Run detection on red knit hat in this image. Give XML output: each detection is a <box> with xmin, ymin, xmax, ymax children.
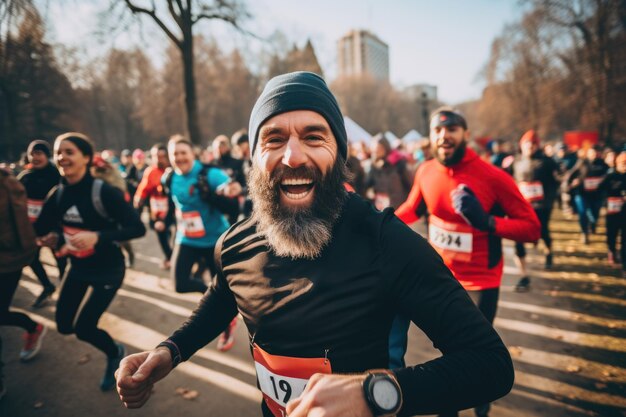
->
<box><xmin>520</xmin><ymin>130</ymin><xmax>540</xmax><ymax>146</ymax></box>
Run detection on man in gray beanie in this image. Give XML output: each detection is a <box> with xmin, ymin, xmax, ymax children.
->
<box><xmin>117</xmin><ymin>72</ymin><xmax>513</xmax><ymax>417</ymax></box>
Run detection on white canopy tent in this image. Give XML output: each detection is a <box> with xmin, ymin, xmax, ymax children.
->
<box><xmin>384</xmin><ymin>131</ymin><xmax>399</xmax><ymax>142</ymax></box>
<box><xmin>344</xmin><ymin>116</ymin><xmax>373</xmax><ymax>144</ymax></box>
<box><xmin>402</xmin><ymin>129</ymin><xmax>423</xmax><ymax>142</ymax></box>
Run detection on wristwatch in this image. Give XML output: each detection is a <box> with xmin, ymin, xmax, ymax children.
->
<box><xmin>362</xmin><ymin>371</ymin><xmax>403</xmax><ymax>416</ymax></box>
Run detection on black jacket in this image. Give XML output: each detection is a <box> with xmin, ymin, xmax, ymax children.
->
<box><xmin>168</xmin><ymin>193</ymin><xmax>514</xmax><ymax>416</ymax></box>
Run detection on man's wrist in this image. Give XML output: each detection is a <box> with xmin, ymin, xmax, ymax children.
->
<box><xmin>156</xmin><ymin>339</ymin><xmax>181</xmax><ymax>368</ymax></box>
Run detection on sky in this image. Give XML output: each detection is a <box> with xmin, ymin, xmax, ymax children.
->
<box><xmin>44</xmin><ymin>0</ymin><xmax>522</xmax><ymax>104</ymax></box>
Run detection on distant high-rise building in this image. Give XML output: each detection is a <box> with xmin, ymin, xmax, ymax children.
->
<box><xmin>404</xmin><ymin>84</ymin><xmax>438</xmax><ymax>102</ymax></box>
<box><xmin>337</xmin><ymin>30</ymin><xmax>389</xmax><ymax>81</ymax></box>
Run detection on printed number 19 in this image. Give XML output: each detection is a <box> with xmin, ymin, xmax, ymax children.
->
<box><xmin>269</xmin><ymin>376</ymin><xmax>292</xmax><ymax>403</ymax></box>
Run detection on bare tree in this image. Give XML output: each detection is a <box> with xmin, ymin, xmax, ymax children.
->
<box><xmin>112</xmin><ymin>0</ymin><xmax>250</xmax><ymax>144</ymax></box>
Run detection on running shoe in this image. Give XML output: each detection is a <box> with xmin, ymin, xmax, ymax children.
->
<box><xmin>20</xmin><ymin>324</ymin><xmax>47</xmax><ymax>362</ymax></box>
<box><xmin>514</xmin><ymin>276</ymin><xmax>531</xmax><ymax>293</ymax></box>
<box><xmin>100</xmin><ymin>343</ymin><xmax>125</xmax><ymax>391</ymax></box>
<box><xmin>608</xmin><ymin>251</ymin><xmax>616</xmax><ymax>265</ymax></box>
<box><xmin>544</xmin><ymin>253</ymin><xmax>553</xmax><ymax>269</ymax></box>
<box><xmin>32</xmin><ymin>285</ymin><xmax>55</xmax><ymax>308</ymax></box>
<box><xmin>217</xmin><ymin>318</ymin><xmax>237</xmax><ymax>352</ymax></box>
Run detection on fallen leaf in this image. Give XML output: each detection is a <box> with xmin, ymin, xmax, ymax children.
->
<box><xmin>175</xmin><ymin>387</ymin><xmax>188</xmax><ymax>395</ymax></box>
<box><xmin>34</xmin><ymin>401</ymin><xmax>44</xmax><ymax>409</ymax></box>
<box><xmin>508</xmin><ymin>346</ymin><xmax>523</xmax><ymax>357</ymax></box>
<box><xmin>78</xmin><ymin>354</ymin><xmax>91</xmax><ymax>365</ymax></box>
<box><xmin>566</xmin><ymin>364</ymin><xmax>581</xmax><ymax>373</ymax></box>
<box><xmin>592</xmin><ymin>285</ymin><xmax>602</xmax><ymax>292</ymax></box>
<box><xmin>602</xmin><ymin>370</ymin><xmax>615</xmax><ymax>378</ymax></box>
<box><xmin>607</xmin><ymin>322</ymin><xmax>617</xmax><ymax>329</ymax></box>
<box><xmin>549</xmin><ymin>290</ymin><xmax>559</xmax><ymax>297</ymax></box>
<box><xmin>555</xmin><ymin>335</ymin><xmax>564</xmax><ymax>340</ymax></box>
<box><xmin>182</xmin><ymin>390</ymin><xmax>199</xmax><ymax>400</ymax></box>
<box><xmin>595</xmin><ymin>382</ymin><xmax>608</xmax><ymax>390</ymax></box>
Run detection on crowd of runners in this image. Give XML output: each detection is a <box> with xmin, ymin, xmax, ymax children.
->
<box><xmin>0</xmin><ymin>71</ymin><xmax>624</xmax><ymax>416</ymax></box>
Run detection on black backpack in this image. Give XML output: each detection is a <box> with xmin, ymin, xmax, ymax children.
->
<box><xmin>162</xmin><ymin>164</ymin><xmax>238</xmax><ymax>215</ymax></box>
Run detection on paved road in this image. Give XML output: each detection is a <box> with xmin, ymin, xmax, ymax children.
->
<box><xmin>1</xmin><ymin>209</ymin><xmax>625</xmax><ymax>417</ymax></box>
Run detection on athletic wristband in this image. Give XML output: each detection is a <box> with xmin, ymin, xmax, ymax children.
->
<box><xmin>156</xmin><ymin>339</ymin><xmax>182</xmax><ymax>368</ymax></box>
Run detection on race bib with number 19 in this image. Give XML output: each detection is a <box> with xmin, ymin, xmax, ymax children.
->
<box><xmin>253</xmin><ymin>344</ymin><xmax>332</xmax><ymax>417</ymax></box>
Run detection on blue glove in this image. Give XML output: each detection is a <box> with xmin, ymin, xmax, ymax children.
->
<box><xmin>450</xmin><ymin>184</ymin><xmax>494</xmax><ymax>232</ymax></box>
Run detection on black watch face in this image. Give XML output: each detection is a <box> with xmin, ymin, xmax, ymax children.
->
<box><xmin>373</xmin><ymin>378</ymin><xmax>399</xmax><ymax>412</ymax></box>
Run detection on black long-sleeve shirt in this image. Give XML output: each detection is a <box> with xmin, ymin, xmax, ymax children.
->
<box><xmin>17</xmin><ymin>163</ymin><xmax>61</xmax><ymax>200</ymax></box>
<box><xmin>34</xmin><ymin>173</ymin><xmax>145</xmax><ymax>278</ymax></box>
<box><xmin>167</xmin><ymin>193</ymin><xmax>514</xmax><ymax>416</ymax></box>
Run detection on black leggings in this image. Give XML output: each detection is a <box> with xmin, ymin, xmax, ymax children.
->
<box><xmin>170</xmin><ymin>243</ymin><xmax>214</xmax><ymax>293</ymax></box>
<box><xmin>606</xmin><ymin>213</ymin><xmax>626</xmax><ymax>269</ymax></box>
<box><xmin>29</xmin><ymin>248</ymin><xmax>67</xmax><ymax>288</ymax></box>
<box><xmin>0</xmin><ymin>270</ymin><xmax>38</xmax><ymax>333</ymax></box>
<box><xmin>515</xmin><ymin>207</ymin><xmax>552</xmax><ymax>258</ymax></box>
<box><xmin>467</xmin><ymin>287</ymin><xmax>500</xmax><ymax>324</ymax></box>
<box><xmin>55</xmin><ymin>269</ymin><xmax>123</xmax><ymax>358</ymax></box>
<box><xmin>156</xmin><ymin>228</ymin><xmax>173</xmax><ymax>260</ymax></box>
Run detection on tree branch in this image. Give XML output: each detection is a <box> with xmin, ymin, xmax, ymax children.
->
<box><xmin>123</xmin><ymin>0</ymin><xmax>182</xmax><ymax>48</ymax></box>
<box><xmin>166</xmin><ymin>0</ymin><xmax>184</xmax><ymax>31</ymax></box>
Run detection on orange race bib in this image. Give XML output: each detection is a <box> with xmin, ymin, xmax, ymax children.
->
<box><xmin>518</xmin><ymin>181</ymin><xmax>544</xmax><ymax>202</ymax></box>
<box><xmin>253</xmin><ymin>344</ymin><xmax>332</xmax><ymax>417</ymax></box>
<box><xmin>429</xmin><ymin>215</ymin><xmax>474</xmax><ymax>263</ymax></box>
<box><xmin>63</xmin><ymin>226</ymin><xmax>95</xmax><ymax>258</ymax></box>
<box><xmin>27</xmin><ymin>199</ymin><xmax>44</xmax><ymax>223</ymax></box>
<box><xmin>583</xmin><ymin>177</ymin><xmax>602</xmax><ymax>192</ymax></box>
<box><xmin>374</xmin><ymin>193</ymin><xmax>391</xmax><ymax>211</ymax></box>
<box><xmin>149</xmin><ymin>196</ymin><xmax>169</xmax><ymax>219</ymax></box>
<box><xmin>607</xmin><ymin>197</ymin><xmax>624</xmax><ymax>215</ymax></box>
<box><xmin>177</xmin><ymin>210</ymin><xmax>206</xmax><ymax>238</ymax></box>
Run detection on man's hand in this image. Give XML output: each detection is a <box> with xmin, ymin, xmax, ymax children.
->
<box><xmin>217</xmin><ymin>181</ymin><xmax>242</xmax><ymax>198</ymax></box>
<box><xmin>37</xmin><ymin>232</ymin><xmax>59</xmax><ymax>248</ymax></box>
<box><xmin>67</xmin><ymin>231</ymin><xmax>99</xmax><ymax>250</ymax></box>
<box><xmin>154</xmin><ymin>220</ymin><xmax>166</xmax><ymax>232</ymax></box>
<box><xmin>133</xmin><ymin>197</ymin><xmax>145</xmax><ymax>210</ymax></box>
<box><xmin>450</xmin><ymin>184</ymin><xmax>492</xmax><ymax>231</ymax></box>
<box><xmin>116</xmin><ymin>348</ymin><xmax>173</xmax><ymax>409</ymax></box>
<box><xmin>285</xmin><ymin>374</ymin><xmax>374</xmax><ymax>417</ymax></box>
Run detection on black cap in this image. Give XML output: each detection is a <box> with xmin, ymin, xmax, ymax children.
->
<box><xmin>430</xmin><ymin>110</ymin><xmax>467</xmax><ymax>130</ymax></box>
<box><xmin>27</xmin><ymin>140</ymin><xmax>51</xmax><ymax>158</ymax></box>
<box><xmin>248</xmin><ymin>71</ymin><xmax>347</xmax><ymax>161</ymax></box>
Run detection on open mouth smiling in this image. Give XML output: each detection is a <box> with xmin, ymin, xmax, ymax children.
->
<box><xmin>279</xmin><ymin>177</ymin><xmax>315</xmax><ymax>200</ymax></box>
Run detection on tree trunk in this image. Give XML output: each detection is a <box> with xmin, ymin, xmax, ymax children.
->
<box><xmin>181</xmin><ymin>33</ymin><xmax>201</xmax><ymax>145</ymax></box>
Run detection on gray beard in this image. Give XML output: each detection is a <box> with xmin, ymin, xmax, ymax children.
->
<box><xmin>248</xmin><ymin>162</ymin><xmax>348</xmax><ymax>260</ymax></box>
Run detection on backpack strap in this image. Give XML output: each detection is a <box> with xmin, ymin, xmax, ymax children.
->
<box><xmin>162</xmin><ymin>168</ymin><xmax>174</xmax><ymax>196</ymax></box>
<box><xmin>197</xmin><ymin>164</ymin><xmax>213</xmax><ymax>199</ymax></box>
<box><xmin>91</xmin><ymin>179</ymin><xmax>109</xmax><ymax>220</ymax></box>
<box><xmin>56</xmin><ymin>183</ymin><xmax>64</xmax><ymax>206</ymax></box>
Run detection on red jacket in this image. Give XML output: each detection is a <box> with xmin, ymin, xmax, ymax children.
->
<box><xmin>135</xmin><ymin>165</ymin><xmax>165</xmax><ymax>203</ymax></box>
<box><xmin>396</xmin><ymin>148</ymin><xmax>540</xmax><ymax>290</ymax></box>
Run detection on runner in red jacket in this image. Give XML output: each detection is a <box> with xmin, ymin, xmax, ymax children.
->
<box><xmin>133</xmin><ymin>144</ymin><xmax>174</xmax><ymax>269</ymax></box>
<box><xmin>395</xmin><ymin>107</ymin><xmax>540</xmax><ymax>417</ymax></box>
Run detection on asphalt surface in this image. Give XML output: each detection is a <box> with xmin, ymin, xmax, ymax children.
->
<box><xmin>1</xmin><ymin>208</ymin><xmax>625</xmax><ymax>417</ymax></box>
